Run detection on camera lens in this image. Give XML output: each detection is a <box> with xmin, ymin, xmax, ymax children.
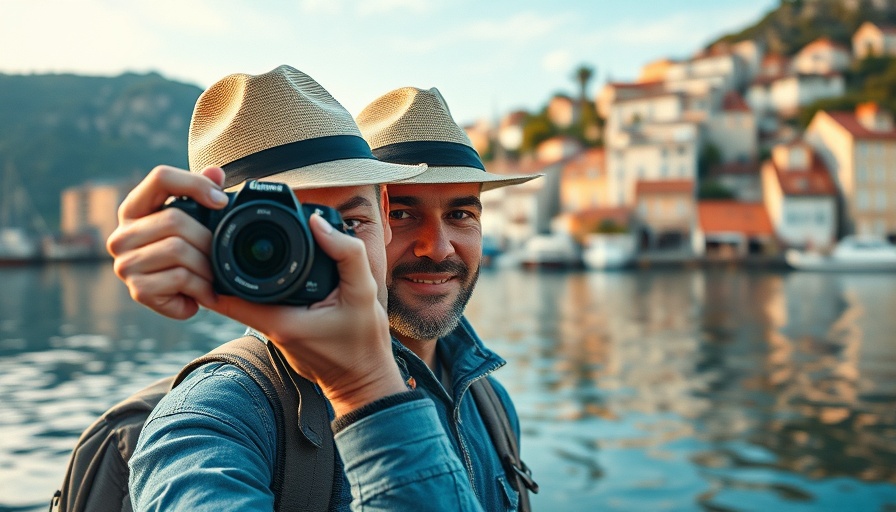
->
<box><xmin>233</xmin><ymin>221</ymin><xmax>289</xmax><ymax>279</ymax></box>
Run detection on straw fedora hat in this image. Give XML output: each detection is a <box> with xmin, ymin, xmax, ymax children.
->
<box><xmin>189</xmin><ymin>65</ymin><xmax>426</xmax><ymax>190</ymax></box>
<box><xmin>356</xmin><ymin>87</ymin><xmax>541</xmax><ymax>191</ymax></box>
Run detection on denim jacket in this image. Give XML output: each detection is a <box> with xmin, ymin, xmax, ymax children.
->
<box><xmin>128</xmin><ymin>316</ymin><xmax>520</xmax><ymax>511</ymax></box>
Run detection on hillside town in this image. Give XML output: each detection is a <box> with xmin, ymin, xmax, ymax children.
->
<box><xmin>460</xmin><ymin>17</ymin><xmax>896</xmax><ymax>269</ymax></box>
<box><xmin>5</xmin><ymin>12</ymin><xmax>896</xmax><ymax>270</ymax></box>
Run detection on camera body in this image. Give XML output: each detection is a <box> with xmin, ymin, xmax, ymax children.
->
<box><xmin>166</xmin><ymin>180</ymin><xmax>348</xmax><ymax>305</ymax></box>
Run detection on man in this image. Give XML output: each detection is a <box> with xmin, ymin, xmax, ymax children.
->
<box><xmin>108</xmin><ymin>65</ymin><xmax>482</xmax><ymax>510</ymax></box>
<box><xmin>355</xmin><ymin>87</ymin><xmax>542</xmax><ymax>510</ymax></box>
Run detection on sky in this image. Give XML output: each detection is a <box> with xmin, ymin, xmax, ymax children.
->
<box><xmin>2</xmin><ymin>0</ymin><xmax>778</xmax><ymax>125</ymax></box>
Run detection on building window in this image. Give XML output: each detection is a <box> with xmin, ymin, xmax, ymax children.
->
<box><xmin>857</xmin><ymin>190</ymin><xmax>870</xmax><ymax>211</ymax></box>
<box><xmin>856</xmin><ymin>165</ymin><xmax>867</xmax><ymax>184</ymax></box>
<box><xmin>877</xmin><ymin>163</ymin><xmax>887</xmax><ymax>182</ymax></box>
<box><xmin>876</xmin><ymin>190</ymin><xmax>888</xmax><ymax>211</ymax></box>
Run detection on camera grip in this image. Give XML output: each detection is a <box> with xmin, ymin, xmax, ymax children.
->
<box><xmin>164</xmin><ymin>196</ymin><xmax>213</xmax><ymax>227</ymax></box>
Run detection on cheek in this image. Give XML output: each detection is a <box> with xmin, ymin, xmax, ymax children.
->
<box><xmin>456</xmin><ymin>231</ymin><xmax>482</xmax><ymax>266</ymax></box>
<box><xmin>357</xmin><ymin>233</ymin><xmax>387</xmax><ymax>280</ymax></box>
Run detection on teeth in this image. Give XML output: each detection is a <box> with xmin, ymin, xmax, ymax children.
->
<box><xmin>410</xmin><ymin>278</ymin><xmax>449</xmax><ymax>284</ymax></box>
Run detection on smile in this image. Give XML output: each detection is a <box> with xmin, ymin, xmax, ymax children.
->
<box><xmin>408</xmin><ymin>277</ymin><xmax>451</xmax><ymax>284</ymax></box>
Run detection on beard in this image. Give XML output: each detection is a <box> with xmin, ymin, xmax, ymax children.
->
<box><xmin>388</xmin><ymin>258</ymin><xmax>480</xmax><ymax>341</ymax></box>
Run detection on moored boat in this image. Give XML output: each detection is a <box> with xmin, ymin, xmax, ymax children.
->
<box><xmin>0</xmin><ymin>227</ymin><xmax>41</xmax><ymax>265</ymax></box>
<box><xmin>519</xmin><ymin>233</ymin><xmax>581</xmax><ymax>269</ymax></box>
<box><xmin>785</xmin><ymin>235</ymin><xmax>896</xmax><ymax>272</ymax></box>
<box><xmin>582</xmin><ymin>233</ymin><xmax>636</xmax><ymax>270</ymax></box>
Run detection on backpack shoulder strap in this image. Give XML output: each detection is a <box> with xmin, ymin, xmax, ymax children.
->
<box><xmin>174</xmin><ymin>335</ymin><xmax>334</xmax><ymax>512</ymax></box>
<box><xmin>470</xmin><ymin>377</ymin><xmax>538</xmax><ymax>511</ymax></box>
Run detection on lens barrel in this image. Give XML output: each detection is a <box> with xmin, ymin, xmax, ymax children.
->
<box><xmin>210</xmin><ymin>200</ymin><xmax>313</xmax><ymax>302</ymax></box>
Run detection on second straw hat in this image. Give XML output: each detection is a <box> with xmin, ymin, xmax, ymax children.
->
<box><xmin>356</xmin><ymin>87</ymin><xmax>541</xmax><ymax>191</ymax></box>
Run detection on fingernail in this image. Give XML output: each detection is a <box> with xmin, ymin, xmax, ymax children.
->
<box><xmin>210</xmin><ymin>189</ymin><xmax>228</xmax><ymax>205</ymax></box>
<box><xmin>313</xmin><ymin>213</ymin><xmax>333</xmax><ymax>234</ymax></box>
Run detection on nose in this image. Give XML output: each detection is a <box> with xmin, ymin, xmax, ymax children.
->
<box><xmin>413</xmin><ymin>218</ymin><xmax>455</xmax><ymax>261</ymax></box>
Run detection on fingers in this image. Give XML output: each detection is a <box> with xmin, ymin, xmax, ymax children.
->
<box><xmin>112</xmin><ymin>232</ymin><xmax>215</xmax><ymax>284</ymax></box>
<box><xmin>118</xmin><ymin>165</ymin><xmax>229</xmax><ymax>223</ymax></box>
<box><xmin>108</xmin><ymin>204</ymin><xmax>214</xmax><ymax>256</ymax></box>
<box><xmin>120</xmin><ymin>266</ymin><xmax>217</xmax><ymax>320</ymax></box>
<box><xmin>307</xmin><ymin>214</ymin><xmax>378</xmax><ymax>306</ymax></box>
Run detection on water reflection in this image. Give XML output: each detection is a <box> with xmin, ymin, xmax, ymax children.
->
<box><xmin>467</xmin><ymin>268</ymin><xmax>896</xmax><ymax>511</ymax></box>
<box><xmin>0</xmin><ymin>264</ymin><xmax>244</xmax><ymax>510</ymax></box>
<box><xmin>2</xmin><ymin>264</ymin><xmax>896</xmax><ymax>511</ymax></box>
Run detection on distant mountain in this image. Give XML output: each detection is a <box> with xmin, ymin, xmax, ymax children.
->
<box><xmin>0</xmin><ymin>72</ymin><xmax>202</xmax><ymax>230</ymax></box>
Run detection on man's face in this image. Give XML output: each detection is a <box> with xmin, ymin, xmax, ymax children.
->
<box><xmin>385</xmin><ymin>183</ymin><xmax>482</xmax><ymax>341</ymax></box>
<box><xmin>294</xmin><ymin>185</ymin><xmax>391</xmax><ymax>307</ymax></box>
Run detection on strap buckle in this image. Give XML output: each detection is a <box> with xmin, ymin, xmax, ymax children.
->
<box><xmin>504</xmin><ymin>455</ymin><xmax>539</xmax><ymax>493</ymax></box>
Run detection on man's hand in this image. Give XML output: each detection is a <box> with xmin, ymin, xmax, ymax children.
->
<box><xmin>108</xmin><ymin>166</ymin><xmax>407</xmax><ymax>416</ymax></box>
<box><xmin>107</xmin><ymin>165</ymin><xmax>228</xmax><ymax>320</ymax></box>
<box><xmin>211</xmin><ymin>216</ymin><xmax>408</xmax><ymax>416</ymax></box>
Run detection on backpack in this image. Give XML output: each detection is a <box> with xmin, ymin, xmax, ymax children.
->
<box><xmin>471</xmin><ymin>378</ymin><xmax>539</xmax><ymax>512</ymax></box>
<box><xmin>50</xmin><ymin>335</ymin><xmax>334</xmax><ymax>512</ymax></box>
<box><xmin>50</xmin><ymin>335</ymin><xmax>534</xmax><ymax>512</ymax></box>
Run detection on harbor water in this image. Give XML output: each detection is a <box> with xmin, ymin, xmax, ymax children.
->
<box><xmin>1</xmin><ymin>263</ymin><xmax>896</xmax><ymax>511</ymax></box>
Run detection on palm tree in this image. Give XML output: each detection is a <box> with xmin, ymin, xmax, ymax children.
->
<box><xmin>572</xmin><ymin>64</ymin><xmax>595</xmax><ymax>104</ymax></box>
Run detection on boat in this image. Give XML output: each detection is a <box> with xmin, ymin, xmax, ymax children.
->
<box><xmin>582</xmin><ymin>233</ymin><xmax>636</xmax><ymax>270</ymax></box>
<box><xmin>42</xmin><ymin>233</ymin><xmax>104</xmax><ymax>261</ymax></box>
<box><xmin>785</xmin><ymin>235</ymin><xmax>896</xmax><ymax>272</ymax></box>
<box><xmin>519</xmin><ymin>233</ymin><xmax>581</xmax><ymax>269</ymax></box>
<box><xmin>0</xmin><ymin>227</ymin><xmax>41</xmax><ymax>265</ymax></box>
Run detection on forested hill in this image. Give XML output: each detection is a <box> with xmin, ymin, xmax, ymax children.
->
<box><xmin>710</xmin><ymin>0</ymin><xmax>896</xmax><ymax>55</ymax></box>
<box><xmin>0</xmin><ymin>72</ymin><xmax>202</xmax><ymax>229</ymax></box>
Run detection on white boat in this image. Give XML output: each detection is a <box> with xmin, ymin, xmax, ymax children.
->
<box><xmin>0</xmin><ymin>227</ymin><xmax>41</xmax><ymax>264</ymax></box>
<box><xmin>519</xmin><ymin>233</ymin><xmax>581</xmax><ymax>268</ymax></box>
<box><xmin>785</xmin><ymin>235</ymin><xmax>896</xmax><ymax>272</ymax></box>
<box><xmin>582</xmin><ymin>233</ymin><xmax>636</xmax><ymax>270</ymax></box>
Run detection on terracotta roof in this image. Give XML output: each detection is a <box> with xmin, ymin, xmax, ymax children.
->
<box><xmin>825</xmin><ymin>111</ymin><xmax>896</xmax><ymax>140</ymax></box>
<box><xmin>698</xmin><ymin>201</ymin><xmax>773</xmax><ymax>236</ymax></box>
<box><xmin>766</xmin><ymin>154</ymin><xmax>837</xmax><ymax>196</ymax></box>
<box><xmin>800</xmin><ymin>37</ymin><xmax>849</xmax><ymax>53</ymax></box>
<box><xmin>636</xmin><ymin>179</ymin><xmax>693</xmax><ymax>195</ymax></box>
<box><xmin>722</xmin><ymin>91</ymin><xmax>751</xmax><ymax>112</ymax></box>
<box><xmin>856</xmin><ymin>21</ymin><xmax>896</xmax><ymax>35</ymax></box>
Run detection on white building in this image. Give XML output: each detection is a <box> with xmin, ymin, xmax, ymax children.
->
<box><xmin>761</xmin><ymin>142</ymin><xmax>838</xmax><ymax>249</ymax></box>
<box><xmin>747</xmin><ymin>72</ymin><xmax>845</xmax><ymax>118</ymax></box>
<box><xmin>792</xmin><ymin>37</ymin><xmax>851</xmax><ymax>75</ymax></box>
<box><xmin>705</xmin><ymin>91</ymin><xmax>757</xmax><ymax>163</ymax></box>
<box><xmin>852</xmin><ymin>21</ymin><xmax>896</xmax><ymax>59</ymax></box>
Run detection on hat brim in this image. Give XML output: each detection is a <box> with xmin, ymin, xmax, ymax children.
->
<box><xmin>224</xmin><ymin>158</ymin><xmax>426</xmax><ymax>192</ymax></box>
<box><xmin>391</xmin><ymin>165</ymin><xmax>542</xmax><ymax>192</ymax></box>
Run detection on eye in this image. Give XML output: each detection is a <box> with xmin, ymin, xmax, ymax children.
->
<box><xmin>389</xmin><ymin>210</ymin><xmax>412</xmax><ymax>220</ymax></box>
<box><xmin>447</xmin><ymin>210</ymin><xmax>475</xmax><ymax>220</ymax></box>
<box><xmin>342</xmin><ymin>218</ymin><xmax>363</xmax><ymax>231</ymax></box>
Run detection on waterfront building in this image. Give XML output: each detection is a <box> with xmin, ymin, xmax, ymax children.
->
<box><xmin>60</xmin><ymin>181</ymin><xmax>134</xmax><ymax>255</ymax></box>
<box><xmin>633</xmin><ymin>179</ymin><xmax>697</xmax><ymax>253</ymax></box>
<box><xmin>696</xmin><ymin>200</ymin><xmax>775</xmax><ymax>259</ymax></box>
<box><xmin>760</xmin><ymin>142</ymin><xmax>838</xmax><ymax>249</ymax></box>
<box><xmin>805</xmin><ymin>103</ymin><xmax>896</xmax><ymax>238</ymax></box>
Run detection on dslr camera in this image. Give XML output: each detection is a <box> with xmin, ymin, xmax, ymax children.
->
<box><xmin>165</xmin><ymin>180</ymin><xmax>349</xmax><ymax>305</ymax></box>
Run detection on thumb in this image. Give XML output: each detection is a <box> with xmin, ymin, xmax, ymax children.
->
<box><xmin>308</xmin><ymin>214</ymin><xmax>378</xmax><ymax>305</ymax></box>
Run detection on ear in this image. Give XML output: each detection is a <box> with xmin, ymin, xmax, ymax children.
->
<box><xmin>380</xmin><ymin>185</ymin><xmax>392</xmax><ymax>246</ymax></box>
